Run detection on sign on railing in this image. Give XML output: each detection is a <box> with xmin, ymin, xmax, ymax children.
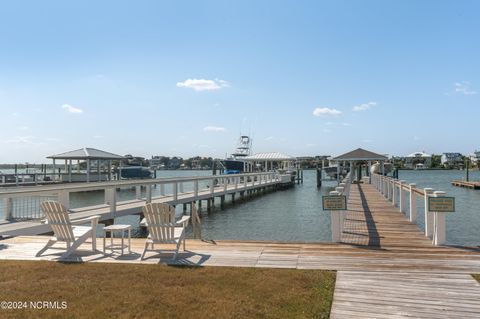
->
<box><xmin>428</xmin><ymin>197</ymin><xmax>455</xmax><ymax>212</ymax></box>
<box><xmin>322</xmin><ymin>195</ymin><xmax>347</xmax><ymax>210</ymax></box>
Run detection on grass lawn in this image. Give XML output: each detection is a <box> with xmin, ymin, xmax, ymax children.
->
<box><xmin>0</xmin><ymin>261</ymin><xmax>335</xmax><ymax>319</ymax></box>
<box><xmin>474</xmin><ymin>274</ymin><xmax>480</xmax><ymax>283</ymax></box>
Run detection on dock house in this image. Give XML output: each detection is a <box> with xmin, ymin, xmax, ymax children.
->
<box><xmin>47</xmin><ymin>148</ymin><xmax>125</xmax><ymax>183</ymax></box>
<box><xmin>332</xmin><ymin>148</ymin><xmax>388</xmax><ymax>183</ymax></box>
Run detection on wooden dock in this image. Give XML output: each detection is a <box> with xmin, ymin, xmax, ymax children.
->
<box><xmin>0</xmin><ymin>172</ymin><xmax>284</xmax><ymax>237</ymax></box>
<box><xmin>1</xmin><ymin>182</ymin><xmax>480</xmax><ymax>317</ymax></box>
<box><xmin>452</xmin><ymin>180</ymin><xmax>480</xmax><ymax>189</ymax></box>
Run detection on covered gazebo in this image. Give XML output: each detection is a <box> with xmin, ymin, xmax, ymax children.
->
<box><xmin>47</xmin><ymin>147</ymin><xmax>124</xmax><ymax>183</ymax></box>
<box><xmin>243</xmin><ymin>152</ymin><xmax>296</xmax><ymax>172</ymax></box>
<box><xmin>332</xmin><ymin>148</ymin><xmax>388</xmax><ymax>184</ymax></box>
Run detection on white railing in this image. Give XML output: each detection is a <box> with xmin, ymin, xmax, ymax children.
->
<box><xmin>371</xmin><ymin>173</ymin><xmax>448</xmax><ymax>246</ymax></box>
<box><xmin>0</xmin><ymin>172</ymin><xmax>279</xmax><ymax>222</ymax></box>
<box><xmin>328</xmin><ymin>172</ymin><xmax>352</xmax><ymax>242</ymax></box>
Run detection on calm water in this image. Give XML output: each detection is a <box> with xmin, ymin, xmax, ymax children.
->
<box><xmin>4</xmin><ymin>169</ymin><xmax>480</xmax><ymax>245</ymax></box>
<box><xmin>398</xmin><ymin>169</ymin><xmax>480</xmax><ymax>246</ymax></box>
<box><xmin>107</xmin><ymin>170</ymin><xmax>336</xmax><ymax>242</ymax></box>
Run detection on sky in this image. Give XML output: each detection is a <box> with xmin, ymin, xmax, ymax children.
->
<box><xmin>0</xmin><ymin>0</ymin><xmax>479</xmax><ymax>163</ymax></box>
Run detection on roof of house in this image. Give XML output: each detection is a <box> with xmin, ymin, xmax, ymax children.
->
<box><xmin>243</xmin><ymin>152</ymin><xmax>296</xmax><ymax>161</ymax></box>
<box><xmin>332</xmin><ymin>148</ymin><xmax>388</xmax><ymax>161</ymax></box>
<box><xmin>406</xmin><ymin>151</ymin><xmax>432</xmax><ymax>158</ymax></box>
<box><xmin>47</xmin><ymin>147</ymin><xmax>125</xmax><ymax>160</ymax></box>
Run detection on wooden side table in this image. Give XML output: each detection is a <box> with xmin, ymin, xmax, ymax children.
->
<box><xmin>103</xmin><ymin>224</ymin><xmax>131</xmax><ymax>255</ymax></box>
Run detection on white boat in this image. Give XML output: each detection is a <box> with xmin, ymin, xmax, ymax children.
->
<box><xmin>415</xmin><ymin>163</ymin><xmax>425</xmax><ymax>170</ymax></box>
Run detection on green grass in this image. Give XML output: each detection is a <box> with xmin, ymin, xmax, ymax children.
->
<box><xmin>473</xmin><ymin>274</ymin><xmax>480</xmax><ymax>283</ymax></box>
<box><xmin>0</xmin><ymin>261</ymin><xmax>336</xmax><ymax>319</ymax></box>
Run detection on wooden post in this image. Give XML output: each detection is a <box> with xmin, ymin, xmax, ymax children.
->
<box><xmin>146</xmin><ymin>185</ymin><xmax>152</xmax><ymax>203</ymax></box>
<box><xmin>105</xmin><ymin>188</ymin><xmax>117</xmax><ymax>217</ymax></box>
<box><xmin>465</xmin><ymin>158</ymin><xmax>470</xmax><ymax>182</ymax></box>
<box><xmin>432</xmin><ymin>191</ymin><xmax>447</xmax><ymax>246</ymax></box>
<box><xmin>392</xmin><ymin>180</ymin><xmax>397</xmax><ymax>207</ymax></box>
<box><xmin>220</xmin><ymin>195</ymin><xmax>225</xmax><ymax>209</ymax></box>
<box><xmin>173</xmin><ymin>182</ymin><xmax>178</xmax><ymax>201</ymax></box>
<box><xmin>136</xmin><ymin>185</ymin><xmax>142</xmax><ymax>199</ymax></box>
<box><xmin>409</xmin><ymin>183</ymin><xmax>417</xmax><ymax>223</ymax></box>
<box><xmin>160</xmin><ymin>184</ymin><xmax>165</xmax><ymax>196</ymax></box>
<box><xmin>58</xmin><ymin>190</ymin><xmax>70</xmax><ymax>209</ymax></box>
<box><xmin>4</xmin><ymin>198</ymin><xmax>13</xmax><ymax>220</ymax></box>
<box><xmin>329</xmin><ymin>191</ymin><xmax>342</xmax><ymax>242</ymax></box>
<box><xmin>399</xmin><ymin>180</ymin><xmax>406</xmax><ymax>213</ymax></box>
<box><xmin>424</xmin><ymin>188</ymin><xmax>435</xmax><ymax>238</ymax></box>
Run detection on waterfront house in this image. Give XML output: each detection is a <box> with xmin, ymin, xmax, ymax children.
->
<box><xmin>405</xmin><ymin>151</ymin><xmax>432</xmax><ymax>169</ymax></box>
<box><xmin>469</xmin><ymin>151</ymin><xmax>480</xmax><ymax>166</ymax></box>
<box><xmin>441</xmin><ymin>152</ymin><xmax>463</xmax><ymax>168</ymax></box>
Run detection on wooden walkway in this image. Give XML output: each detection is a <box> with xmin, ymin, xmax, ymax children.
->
<box><xmin>0</xmin><ymin>183</ymin><xmax>480</xmax><ymax>318</ymax></box>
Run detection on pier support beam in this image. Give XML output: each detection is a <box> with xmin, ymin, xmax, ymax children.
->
<box><xmin>424</xmin><ymin>188</ymin><xmax>435</xmax><ymax>238</ymax></box>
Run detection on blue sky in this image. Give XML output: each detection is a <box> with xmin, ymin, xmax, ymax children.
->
<box><xmin>0</xmin><ymin>0</ymin><xmax>479</xmax><ymax>163</ymax></box>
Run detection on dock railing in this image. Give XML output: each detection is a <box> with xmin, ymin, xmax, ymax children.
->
<box><xmin>0</xmin><ymin>172</ymin><xmax>279</xmax><ymax>222</ymax></box>
<box><xmin>371</xmin><ymin>173</ymin><xmax>449</xmax><ymax>246</ymax></box>
<box><xmin>327</xmin><ymin>172</ymin><xmax>352</xmax><ymax>242</ymax></box>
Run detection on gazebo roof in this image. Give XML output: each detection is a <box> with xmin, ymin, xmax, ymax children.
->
<box><xmin>243</xmin><ymin>152</ymin><xmax>296</xmax><ymax>161</ymax></box>
<box><xmin>47</xmin><ymin>147</ymin><xmax>125</xmax><ymax>160</ymax></box>
<box><xmin>332</xmin><ymin>148</ymin><xmax>388</xmax><ymax>161</ymax></box>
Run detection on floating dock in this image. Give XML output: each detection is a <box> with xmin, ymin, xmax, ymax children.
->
<box><xmin>451</xmin><ymin>180</ymin><xmax>480</xmax><ymax>189</ymax></box>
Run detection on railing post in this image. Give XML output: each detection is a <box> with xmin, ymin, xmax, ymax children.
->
<box><xmin>173</xmin><ymin>182</ymin><xmax>178</xmax><ymax>200</ymax></box>
<box><xmin>160</xmin><ymin>184</ymin><xmax>165</xmax><ymax>196</ymax></box>
<box><xmin>223</xmin><ymin>177</ymin><xmax>228</xmax><ymax>193</ymax></box>
<box><xmin>329</xmin><ymin>190</ymin><xmax>342</xmax><ymax>242</ymax></box>
<box><xmin>179</xmin><ymin>182</ymin><xmax>184</xmax><ymax>194</ymax></box>
<box><xmin>58</xmin><ymin>190</ymin><xmax>70</xmax><ymax>209</ymax></box>
<box><xmin>335</xmin><ymin>186</ymin><xmax>345</xmax><ymax>234</ymax></box>
<box><xmin>432</xmin><ymin>191</ymin><xmax>447</xmax><ymax>246</ymax></box>
<box><xmin>135</xmin><ymin>185</ymin><xmax>142</xmax><ymax>200</ymax></box>
<box><xmin>392</xmin><ymin>180</ymin><xmax>397</xmax><ymax>207</ymax></box>
<box><xmin>409</xmin><ymin>183</ymin><xmax>417</xmax><ymax>223</ymax></box>
<box><xmin>3</xmin><ymin>197</ymin><xmax>13</xmax><ymax>220</ymax></box>
<box><xmin>146</xmin><ymin>184</ymin><xmax>152</xmax><ymax>203</ymax></box>
<box><xmin>399</xmin><ymin>180</ymin><xmax>406</xmax><ymax>213</ymax></box>
<box><xmin>105</xmin><ymin>188</ymin><xmax>117</xmax><ymax>214</ymax></box>
<box><xmin>210</xmin><ymin>179</ymin><xmax>214</xmax><ymax>195</ymax></box>
<box><xmin>194</xmin><ymin>180</ymin><xmax>199</xmax><ymax>197</ymax></box>
<box><xmin>423</xmin><ymin>188</ymin><xmax>435</xmax><ymax>238</ymax></box>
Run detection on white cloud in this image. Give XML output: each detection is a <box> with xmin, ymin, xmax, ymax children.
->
<box><xmin>203</xmin><ymin>126</ymin><xmax>227</xmax><ymax>132</ymax></box>
<box><xmin>454</xmin><ymin>81</ymin><xmax>477</xmax><ymax>95</ymax></box>
<box><xmin>342</xmin><ymin>122</ymin><xmax>351</xmax><ymax>126</ymax></box>
<box><xmin>18</xmin><ymin>126</ymin><xmax>29</xmax><ymax>130</ymax></box>
<box><xmin>265</xmin><ymin>136</ymin><xmax>274</xmax><ymax>141</ymax></box>
<box><xmin>176</xmin><ymin>78</ymin><xmax>229</xmax><ymax>91</ymax></box>
<box><xmin>306</xmin><ymin>143</ymin><xmax>316</xmax><ymax>147</ymax></box>
<box><xmin>313</xmin><ymin>107</ymin><xmax>342</xmax><ymax>117</ymax></box>
<box><xmin>323</xmin><ymin>128</ymin><xmax>332</xmax><ymax>133</ymax></box>
<box><xmin>353</xmin><ymin>101</ymin><xmax>377</xmax><ymax>112</ymax></box>
<box><xmin>61</xmin><ymin>104</ymin><xmax>83</xmax><ymax>114</ymax></box>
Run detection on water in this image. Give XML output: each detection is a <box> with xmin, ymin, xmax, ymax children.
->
<box><xmin>108</xmin><ymin>170</ymin><xmax>336</xmax><ymax>242</ymax></box>
<box><xmin>4</xmin><ymin>169</ymin><xmax>480</xmax><ymax>245</ymax></box>
<box><xmin>398</xmin><ymin>169</ymin><xmax>480</xmax><ymax>246</ymax></box>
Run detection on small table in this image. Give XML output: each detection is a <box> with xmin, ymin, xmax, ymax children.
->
<box><xmin>103</xmin><ymin>224</ymin><xmax>131</xmax><ymax>255</ymax></box>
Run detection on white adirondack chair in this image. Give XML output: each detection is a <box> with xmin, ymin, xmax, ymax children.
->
<box><xmin>141</xmin><ymin>203</ymin><xmax>190</xmax><ymax>260</ymax></box>
<box><xmin>36</xmin><ymin>201</ymin><xmax>100</xmax><ymax>258</ymax></box>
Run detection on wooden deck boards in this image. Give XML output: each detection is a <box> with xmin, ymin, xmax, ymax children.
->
<box><xmin>1</xmin><ymin>182</ymin><xmax>480</xmax><ymax>318</ymax></box>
